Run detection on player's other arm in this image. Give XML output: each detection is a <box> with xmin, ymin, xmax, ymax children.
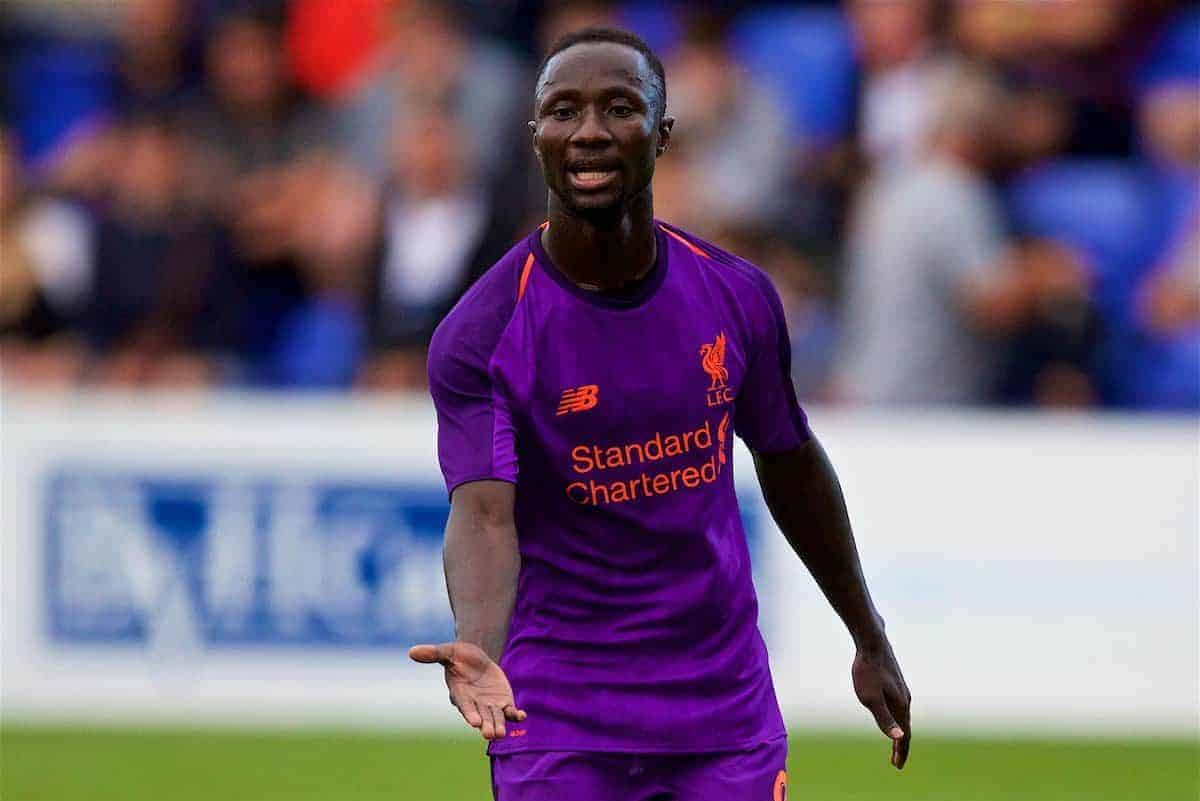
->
<box><xmin>409</xmin><ymin>479</ymin><xmax>526</xmax><ymax>741</ymax></box>
<box><xmin>753</xmin><ymin>439</ymin><xmax>912</xmax><ymax>769</ymax></box>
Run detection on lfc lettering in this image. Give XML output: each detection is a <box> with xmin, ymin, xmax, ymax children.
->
<box><xmin>707</xmin><ymin>386</ymin><xmax>735</xmax><ymax>406</ymax></box>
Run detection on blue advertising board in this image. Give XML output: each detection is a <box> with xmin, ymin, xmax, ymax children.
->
<box><xmin>45</xmin><ymin>469</ymin><xmax>762</xmax><ymax>650</ymax></box>
<box><xmin>45</xmin><ymin>471</ymin><xmax>455</xmax><ymax>648</ymax></box>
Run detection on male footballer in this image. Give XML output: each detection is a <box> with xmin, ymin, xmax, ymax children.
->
<box><xmin>410</xmin><ymin>27</ymin><xmax>911</xmax><ymax>800</ymax></box>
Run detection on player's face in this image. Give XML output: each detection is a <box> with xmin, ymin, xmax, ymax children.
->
<box><xmin>532</xmin><ymin>42</ymin><xmax>673</xmax><ymax>217</ymax></box>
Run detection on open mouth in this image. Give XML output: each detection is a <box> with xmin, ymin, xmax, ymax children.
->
<box><xmin>567</xmin><ymin>163</ymin><xmax>620</xmax><ymax>191</ymax></box>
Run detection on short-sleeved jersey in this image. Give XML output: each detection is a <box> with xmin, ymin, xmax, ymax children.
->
<box><xmin>427</xmin><ymin>221</ymin><xmax>811</xmax><ymax>755</ymax></box>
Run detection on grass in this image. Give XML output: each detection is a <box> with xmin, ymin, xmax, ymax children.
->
<box><xmin>1</xmin><ymin>725</ymin><xmax>1196</xmax><ymax>801</ymax></box>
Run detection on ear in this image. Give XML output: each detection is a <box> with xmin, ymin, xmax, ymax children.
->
<box><xmin>656</xmin><ymin>115</ymin><xmax>675</xmax><ymax>157</ymax></box>
<box><xmin>529</xmin><ymin>119</ymin><xmax>543</xmax><ymax>163</ymax></box>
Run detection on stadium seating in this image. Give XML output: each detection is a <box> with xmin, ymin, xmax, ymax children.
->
<box><xmin>617</xmin><ymin>1</ymin><xmax>685</xmax><ymax>59</ymax></box>
<box><xmin>8</xmin><ymin>43</ymin><xmax>112</xmax><ymax>166</ymax></box>
<box><xmin>730</xmin><ymin>6</ymin><xmax>857</xmax><ymax>146</ymax></box>
<box><xmin>1136</xmin><ymin>6</ymin><xmax>1200</xmax><ymax>91</ymax></box>
<box><xmin>1129</xmin><ymin>335</ymin><xmax>1200</xmax><ymax>411</ymax></box>
<box><xmin>270</xmin><ymin>298</ymin><xmax>366</xmax><ymax>389</ymax></box>
<box><xmin>1007</xmin><ymin>161</ymin><xmax>1160</xmax><ymax>320</ymax></box>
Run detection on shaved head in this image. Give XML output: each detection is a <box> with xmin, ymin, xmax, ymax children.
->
<box><xmin>536</xmin><ymin>27</ymin><xmax>666</xmax><ymax>123</ymax></box>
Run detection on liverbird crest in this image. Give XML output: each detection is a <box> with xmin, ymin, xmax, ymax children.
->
<box><xmin>699</xmin><ymin>332</ymin><xmax>729</xmax><ymax>391</ymax></box>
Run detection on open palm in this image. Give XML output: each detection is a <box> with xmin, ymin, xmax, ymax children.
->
<box><xmin>409</xmin><ymin>641</ymin><xmax>527</xmax><ymax>741</ymax></box>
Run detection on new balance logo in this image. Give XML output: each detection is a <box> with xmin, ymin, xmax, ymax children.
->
<box><xmin>557</xmin><ymin>384</ymin><xmax>599</xmax><ymax>415</ymax></box>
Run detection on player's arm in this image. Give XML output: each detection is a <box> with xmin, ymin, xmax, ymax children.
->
<box><xmin>442</xmin><ymin>479</ymin><xmax>520</xmax><ymax>660</ymax></box>
<box><xmin>753</xmin><ymin>438</ymin><xmax>912</xmax><ymax>769</ymax></box>
<box><xmin>409</xmin><ymin>479</ymin><xmax>526</xmax><ymax>741</ymax></box>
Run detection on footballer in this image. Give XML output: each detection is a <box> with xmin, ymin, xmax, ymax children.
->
<box><xmin>410</xmin><ymin>28</ymin><xmax>911</xmax><ymax>800</ymax></box>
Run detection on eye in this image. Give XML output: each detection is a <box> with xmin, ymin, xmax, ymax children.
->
<box><xmin>550</xmin><ymin>106</ymin><xmax>575</xmax><ymax>121</ymax></box>
<box><xmin>609</xmin><ymin>104</ymin><xmax>634</xmax><ymax>118</ymax></box>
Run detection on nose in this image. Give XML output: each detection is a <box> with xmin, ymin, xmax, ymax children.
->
<box><xmin>569</xmin><ymin>106</ymin><xmax>613</xmax><ymax>148</ymax></box>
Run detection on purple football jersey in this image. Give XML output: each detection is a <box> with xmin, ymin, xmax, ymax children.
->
<box><xmin>427</xmin><ymin>221</ymin><xmax>811</xmax><ymax>754</ymax></box>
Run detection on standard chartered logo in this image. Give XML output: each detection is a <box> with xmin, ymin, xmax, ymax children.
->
<box><xmin>564</xmin><ymin>412</ymin><xmax>730</xmax><ymax>506</ymax></box>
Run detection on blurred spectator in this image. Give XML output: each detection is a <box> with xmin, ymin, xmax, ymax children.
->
<box><xmin>114</xmin><ymin>0</ymin><xmax>196</xmax><ymax>116</ymax></box>
<box><xmin>41</xmin><ymin>0</ymin><xmax>199</xmax><ymax>197</ymax></box>
<box><xmin>371</xmin><ymin>109</ymin><xmax>487</xmax><ymax>347</ymax></box>
<box><xmin>84</xmin><ymin>114</ymin><xmax>229</xmax><ymax>388</ymax></box>
<box><xmin>998</xmin><ymin>83</ymin><xmax>1073</xmax><ymax>173</ymax></box>
<box><xmin>846</xmin><ymin>0</ymin><xmax>941</xmax><ymax>172</ymax></box>
<box><xmin>0</xmin><ymin>128</ymin><xmax>91</xmax><ymax>385</ymax></box>
<box><xmin>1132</xmin><ymin>215</ymin><xmax>1199</xmax><ymax>410</ymax></box>
<box><xmin>338</xmin><ymin>0</ymin><xmax>527</xmax><ymax>186</ymax></box>
<box><xmin>1140</xmin><ymin>81</ymin><xmax>1200</xmax><ymax>173</ymax></box>
<box><xmin>951</xmin><ymin>0</ymin><xmax>1154</xmax><ymax>158</ymax></box>
<box><xmin>359</xmin><ymin>105</ymin><xmax>524</xmax><ymax>391</ymax></box>
<box><xmin>186</xmin><ymin>6</ymin><xmax>330</xmax><ymax>183</ymax></box>
<box><xmin>1125</xmin><ymin>11</ymin><xmax>1200</xmax><ymax>410</ymax></box>
<box><xmin>2</xmin><ymin>0</ymin><xmax>1193</xmax><ymax>408</ymax></box>
<box><xmin>837</xmin><ymin>63</ymin><xmax>1093</xmax><ymax>406</ymax></box>
<box><xmin>1142</xmin><ymin>223</ymin><xmax>1199</xmax><ymax>336</ymax></box>
<box><xmin>2</xmin><ymin>1</ymin><xmax>112</xmax><ymax>179</ymax></box>
<box><xmin>16</xmin><ymin>0</ymin><xmax>198</xmax><ymax>201</ymax></box>
<box><xmin>262</xmin><ymin>155</ymin><xmax>377</xmax><ymax>389</ymax></box>
<box><xmin>182</xmin><ymin>5</ymin><xmax>348</xmax><ymax>386</ymax></box>
<box><xmin>1136</xmin><ymin>7</ymin><xmax>1200</xmax><ymax>265</ymax></box>
<box><xmin>994</xmin><ymin>239</ymin><xmax>1100</xmax><ymax>408</ymax></box>
<box><xmin>658</xmin><ymin>15</ymin><xmax>792</xmax><ymax>232</ymax></box>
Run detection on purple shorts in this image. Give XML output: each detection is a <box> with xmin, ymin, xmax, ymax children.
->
<box><xmin>490</xmin><ymin>738</ymin><xmax>788</xmax><ymax>801</ymax></box>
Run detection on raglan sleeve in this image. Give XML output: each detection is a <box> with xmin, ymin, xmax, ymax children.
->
<box><xmin>427</xmin><ymin>312</ymin><xmax>518</xmax><ymax>496</ymax></box>
<box><xmin>733</xmin><ymin>271</ymin><xmax>813</xmax><ymax>453</ymax></box>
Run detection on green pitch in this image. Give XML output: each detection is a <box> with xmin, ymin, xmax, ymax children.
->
<box><xmin>2</xmin><ymin>726</ymin><xmax>1195</xmax><ymax>801</ymax></box>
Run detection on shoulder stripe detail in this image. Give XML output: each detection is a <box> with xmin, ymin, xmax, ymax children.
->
<box><xmin>659</xmin><ymin>224</ymin><xmax>710</xmax><ymax>259</ymax></box>
<box><xmin>517</xmin><ymin>252</ymin><xmax>535</xmax><ymax>300</ymax></box>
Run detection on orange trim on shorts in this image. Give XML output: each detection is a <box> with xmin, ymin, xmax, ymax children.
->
<box><xmin>517</xmin><ymin>253</ymin><xmax>535</xmax><ymax>300</ymax></box>
<box><xmin>659</xmin><ymin>225</ymin><xmax>709</xmax><ymax>258</ymax></box>
<box><xmin>774</xmin><ymin>770</ymin><xmax>788</xmax><ymax>801</ymax></box>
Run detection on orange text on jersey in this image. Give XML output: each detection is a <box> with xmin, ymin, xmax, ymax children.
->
<box><xmin>571</xmin><ymin>420</ymin><xmax>713</xmax><ymax>474</ymax></box>
<box><xmin>565</xmin><ymin>415</ymin><xmax>729</xmax><ymax>507</ymax></box>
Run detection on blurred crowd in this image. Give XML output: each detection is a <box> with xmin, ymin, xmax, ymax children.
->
<box><xmin>1</xmin><ymin>0</ymin><xmax>1197</xmax><ymax>409</ymax></box>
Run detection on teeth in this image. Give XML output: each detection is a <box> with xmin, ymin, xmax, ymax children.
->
<box><xmin>576</xmin><ymin>171</ymin><xmax>612</xmax><ymax>180</ymax></box>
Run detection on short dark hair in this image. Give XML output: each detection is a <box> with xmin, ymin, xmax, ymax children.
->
<box><xmin>535</xmin><ymin>27</ymin><xmax>667</xmax><ymax>121</ymax></box>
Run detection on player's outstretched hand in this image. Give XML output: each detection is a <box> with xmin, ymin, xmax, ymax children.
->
<box><xmin>852</xmin><ymin>641</ymin><xmax>912</xmax><ymax>770</ymax></box>
<box><xmin>409</xmin><ymin>641</ymin><xmax>527</xmax><ymax>741</ymax></box>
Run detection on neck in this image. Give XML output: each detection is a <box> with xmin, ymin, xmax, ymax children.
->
<box><xmin>541</xmin><ymin>190</ymin><xmax>657</xmax><ymax>291</ymax></box>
